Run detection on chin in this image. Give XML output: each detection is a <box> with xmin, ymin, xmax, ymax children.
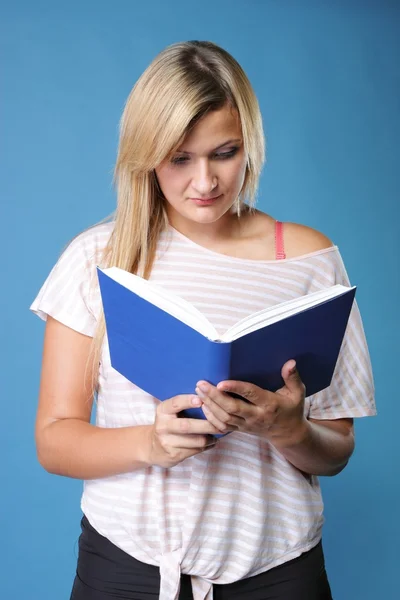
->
<box><xmin>191</xmin><ymin>209</ymin><xmax>231</xmax><ymax>225</ymax></box>
<box><xmin>187</xmin><ymin>202</ymin><xmax>235</xmax><ymax>222</ymax></box>
<box><xmin>167</xmin><ymin>198</ymin><xmax>236</xmax><ymax>228</ymax></box>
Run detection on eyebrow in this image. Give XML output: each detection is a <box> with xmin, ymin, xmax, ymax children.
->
<box><xmin>176</xmin><ymin>138</ymin><xmax>242</xmax><ymax>155</ymax></box>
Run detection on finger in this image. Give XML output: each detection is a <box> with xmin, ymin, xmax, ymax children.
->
<box><xmin>198</xmin><ymin>391</ymin><xmax>245</xmax><ymax>429</ymax></box>
<box><xmin>196</xmin><ymin>382</ymin><xmax>250</xmax><ymax>421</ymax></box>
<box><xmin>164</xmin><ymin>433</ymin><xmax>217</xmax><ymax>450</ymax></box>
<box><xmin>215</xmin><ymin>380</ymin><xmax>265</xmax><ymax>406</ymax></box>
<box><xmin>196</xmin><ymin>382</ymin><xmax>247</xmax><ymax>414</ymax></box>
<box><xmin>201</xmin><ymin>402</ymin><xmax>241</xmax><ymax>434</ymax></box>
<box><xmin>281</xmin><ymin>360</ymin><xmax>305</xmax><ymax>396</ymax></box>
<box><xmin>167</xmin><ymin>416</ymin><xmax>221</xmax><ymax>437</ymax></box>
<box><xmin>159</xmin><ymin>394</ymin><xmax>202</xmax><ymax>416</ymax></box>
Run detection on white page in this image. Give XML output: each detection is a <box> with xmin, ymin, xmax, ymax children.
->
<box><xmin>221</xmin><ymin>285</ymin><xmax>354</xmax><ymax>342</ymax></box>
<box><xmin>101</xmin><ymin>268</ymin><xmax>354</xmax><ymax>345</ymax></box>
<box><xmin>101</xmin><ymin>267</ymin><xmax>219</xmax><ymax>339</ymax></box>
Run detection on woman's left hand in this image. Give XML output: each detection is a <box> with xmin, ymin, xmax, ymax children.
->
<box><xmin>196</xmin><ymin>359</ymin><xmax>307</xmax><ymax>443</ymax></box>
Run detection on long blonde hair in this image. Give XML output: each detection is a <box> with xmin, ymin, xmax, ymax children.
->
<box><xmin>92</xmin><ymin>40</ymin><xmax>265</xmax><ymax>383</ymax></box>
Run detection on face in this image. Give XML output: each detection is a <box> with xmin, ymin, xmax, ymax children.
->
<box><xmin>155</xmin><ymin>104</ymin><xmax>247</xmax><ymax>231</ymax></box>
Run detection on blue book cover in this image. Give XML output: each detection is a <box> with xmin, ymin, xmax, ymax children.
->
<box><xmin>97</xmin><ymin>268</ymin><xmax>356</xmax><ymax>421</ymax></box>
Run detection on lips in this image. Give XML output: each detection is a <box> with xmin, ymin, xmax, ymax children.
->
<box><xmin>190</xmin><ymin>194</ymin><xmax>222</xmax><ymax>205</ymax></box>
<box><xmin>191</xmin><ymin>195</ymin><xmax>220</xmax><ymax>201</ymax></box>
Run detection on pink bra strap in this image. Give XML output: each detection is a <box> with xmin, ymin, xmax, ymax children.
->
<box><xmin>275</xmin><ymin>220</ymin><xmax>286</xmax><ymax>260</ymax></box>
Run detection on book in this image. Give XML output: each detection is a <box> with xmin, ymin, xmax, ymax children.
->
<box><xmin>97</xmin><ymin>267</ymin><xmax>356</xmax><ymax>422</ymax></box>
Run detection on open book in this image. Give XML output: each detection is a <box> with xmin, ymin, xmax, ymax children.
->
<box><xmin>97</xmin><ymin>267</ymin><xmax>356</xmax><ymax>420</ymax></box>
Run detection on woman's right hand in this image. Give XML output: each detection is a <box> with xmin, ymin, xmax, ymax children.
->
<box><xmin>147</xmin><ymin>394</ymin><xmax>220</xmax><ymax>468</ymax></box>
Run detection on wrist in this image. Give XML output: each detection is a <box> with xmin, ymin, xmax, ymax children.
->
<box><xmin>134</xmin><ymin>424</ymin><xmax>154</xmax><ymax>468</ymax></box>
<box><xmin>268</xmin><ymin>417</ymin><xmax>311</xmax><ymax>451</ymax></box>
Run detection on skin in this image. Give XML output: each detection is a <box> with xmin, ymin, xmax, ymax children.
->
<box><xmin>155</xmin><ymin>105</ymin><xmax>247</xmax><ymax>241</ymax></box>
<box><xmin>35</xmin><ymin>104</ymin><xmax>354</xmax><ymax>478</ymax></box>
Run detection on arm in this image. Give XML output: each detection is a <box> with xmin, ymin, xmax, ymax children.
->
<box><xmin>196</xmin><ymin>223</ymin><xmax>366</xmax><ymax>475</ymax></box>
<box><xmin>196</xmin><ymin>362</ymin><xmax>355</xmax><ymax>477</ymax></box>
<box><xmin>269</xmin><ymin>416</ymin><xmax>355</xmax><ymax>477</ymax></box>
<box><xmin>35</xmin><ymin>317</ymin><xmax>219</xmax><ymax>479</ymax></box>
<box><xmin>262</xmin><ymin>222</ymin><xmax>354</xmax><ymax>474</ymax></box>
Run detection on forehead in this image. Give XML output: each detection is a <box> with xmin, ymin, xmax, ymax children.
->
<box><xmin>179</xmin><ymin>104</ymin><xmax>242</xmax><ymax>152</ymax></box>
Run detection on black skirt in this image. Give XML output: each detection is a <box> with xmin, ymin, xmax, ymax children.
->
<box><xmin>70</xmin><ymin>515</ymin><xmax>333</xmax><ymax>600</ymax></box>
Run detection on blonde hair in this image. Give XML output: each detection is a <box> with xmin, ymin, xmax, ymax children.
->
<box><xmin>91</xmin><ymin>40</ymin><xmax>265</xmax><ymax>385</ymax></box>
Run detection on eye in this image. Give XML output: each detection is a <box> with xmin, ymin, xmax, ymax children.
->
<box><xmin>170</xmin><ymin>146</ymin><xmax>239</xmax><ymax>165</ymax></box>
<box><xmin>170</xmin><ymin>155</ymin><xmax>190</xmax><ymax>166</ymax></box>
<box><xmin>213</xmin><ymin>147</ymin><xmax>239</xmax><ymax>160</ymax></box>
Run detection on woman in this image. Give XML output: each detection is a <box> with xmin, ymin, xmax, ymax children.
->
<box><xmin>31</xmin><ymin>41</ymin><xmax>375</xmax><ymax>600</ymax></box>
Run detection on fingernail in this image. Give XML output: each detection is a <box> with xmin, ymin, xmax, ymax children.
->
<box><xmin>195</xmin><ymin>387</ymin><xmax>206</xmax><ymax>398</ymax></box>
<box><xmin>192</xmin><ymin>396</ymin><xmax>201</xmax><ymax>406</ymax></box>
<box><xmin>197</xmin><ymin>382</ymin><xmax>209</xmax><ymax>393</ymax></box>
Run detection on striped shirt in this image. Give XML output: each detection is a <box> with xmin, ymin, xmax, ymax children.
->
<box><xmin>30</xmin><ymin>221</ymin><xmax>375</xmax><ymax>600</ymax></box>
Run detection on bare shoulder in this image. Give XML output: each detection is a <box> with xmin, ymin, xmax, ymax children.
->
<box><xmin>238</xmin><ymin>210</ymin><xmax>334</xmax><ymax>261</ymax></box>
<box><xmin>283</xmin><ymin>222</ymin><xmax>334</xmax><ymax>258</ymax></box>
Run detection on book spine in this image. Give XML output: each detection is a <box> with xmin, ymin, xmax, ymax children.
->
<box><xmin>182</xmin><ymin>340</ymin><xmax>232</xmax><ymax>423</ymax></box>
<box><xmin>203</xmin><ymin>341</ymin><xmax>232</xmax><ymax>387</ymax></box>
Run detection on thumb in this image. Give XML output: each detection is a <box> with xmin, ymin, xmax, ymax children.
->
<box><xmin>281</xmin><ymin>360</ymin><xmax>305</xmax><ymax>395</ymax></box>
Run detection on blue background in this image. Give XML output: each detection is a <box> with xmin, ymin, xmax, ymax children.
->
<box><xmin>2</xmin><ymin>1</ymin><xmax>399</xmax><ymax>598</ymax></box>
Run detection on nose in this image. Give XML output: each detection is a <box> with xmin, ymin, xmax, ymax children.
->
<box><xmin>191</xmin><ymin>159</ymin><xmax>217</xmax><ymax>196</ymax></box>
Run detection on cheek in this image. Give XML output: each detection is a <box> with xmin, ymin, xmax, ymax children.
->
<box><xmin>227</xmin><ymin>158</ymin><xmax>247</xmax><ymax>191</ymax></box>
<box><xmin>156</xmin><ymin>166</ymin><xmax>185</xmax><ymax>198</ymax></box>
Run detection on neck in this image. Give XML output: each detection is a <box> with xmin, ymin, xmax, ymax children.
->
<box><xmin>166</xmin><ymin>207</ymin><xmax>247</xmax><ymax>245</ymax></box>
